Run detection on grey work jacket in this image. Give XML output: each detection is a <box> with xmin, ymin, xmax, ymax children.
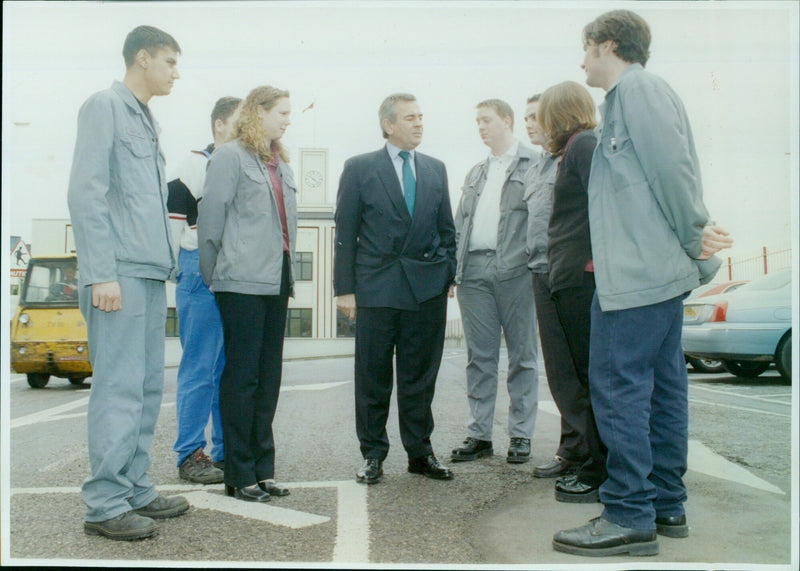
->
<box><xmin>523</xmin><ymin>152</ymin><xmax>558</xmax><ymax>273</ymax></box>
<box><xmin>67</xmin><ymin>81</ymin><xmax>175</xmax><ymax>285</ymax></box>
<box><xmin>588</xmin><ymin>64</ymin><xmax>720</xmax><ymax>311</ymax></box>
<box><xmin>454</xmin><ymin>144</ymin><xmax>537</xmax><ymax>284</ymax></box>
<box><xmin>198</xmin><ymin>140</ymin><xmax>297</xmax><ymax>296</ymax></box>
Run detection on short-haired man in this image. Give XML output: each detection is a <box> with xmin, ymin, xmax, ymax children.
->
<box><xmin>552</xmin><ymin>10</ymin><xmax>732</xmax><ymax>557</ymax></box>
<box><xmin>523</xmin><ymin>94</ymin><xmax>585</xmax><ymax>479</ymax></box>
<box><xmin>334</xmin><ymin>93</ymin><xmax>457</xmax><ymax>484</ymax></box>
<box><xmin>68</xmin><ymin>25</ymin><xmax>189</xmax><ymax>541</ymax></box>
<box><xmin>451</xmin><ymin>99</ymin><xmax>539</xmax><ymax>465</ymax></box>
<box><xmin>168</xmin><ymin>96</ymin><xmax>241</xmax><ymax>484</ymax></box>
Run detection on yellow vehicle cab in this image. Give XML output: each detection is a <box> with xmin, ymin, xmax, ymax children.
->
<box><xmin>10</xmin><ymin>255</ymin><xmax>91</xmax><ymax>388</ymax></box>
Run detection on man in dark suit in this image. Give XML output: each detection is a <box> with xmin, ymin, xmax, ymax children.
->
<box><xmin>334</xmin><ymin>93</ymin><xmax>456</xmax><ymax>484</ymax></box>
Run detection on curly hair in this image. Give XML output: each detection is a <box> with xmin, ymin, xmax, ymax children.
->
<box><xmin>538</xmin><ymin>81</ymin><xmax>597</xmax><ymax>156</ymax></box>
<box><xmin>231</xmin><ymin>85</ymin><xmax>290</xmax><ymax>163</ymax></box>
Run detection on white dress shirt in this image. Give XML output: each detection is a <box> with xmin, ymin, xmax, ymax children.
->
<box><xmin>468</xmin><ymin>140</ymin><xmax>519</xmax><ymax>251</ymax></box>
<box><xmin>386</xmin><ymin>141</ymin><xmax>416</xmax><ymax>196</ymax></box>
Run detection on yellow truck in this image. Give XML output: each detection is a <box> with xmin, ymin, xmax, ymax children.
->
<box><xmin>10</xmin><ymin>255</ymin><xmax>92</xmax><ymax>388</ymax></box>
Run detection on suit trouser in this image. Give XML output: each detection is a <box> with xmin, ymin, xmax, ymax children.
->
<box><xmin>531</xmin><ymin>271</ymin><xmax>585</xmax><ymax>461</ymax></box>
<box><xmin>355</xmin><ymin>293</ymin><xmax>447</xmax><ymax>460</ymax></box>
<box><xmin>589</xmin><ymin>293</ymin><xmax>688</xmax><ymax>530</ymax></box>
<box><xmin>215</xmin><ymin>263</ymin><xmax>289</xmax><ymax>488</ymax></box>
<box><xmin>456</xmin><ymin>252</ymin><xmax>538</xmax><ymax>441</ymax></box>
<box><xmin>173</xmin><ymin>248</ymin><xmax>225</xmax><ymax>466</ymax></box>
<box><xmin>550</xmin><ymin>272</ymin><xmax>607</xmax><ymax>486</ymax></box>
<box><xmin>80</xmin><ymin>276</ymin><xmax>165</xmax><ymax>522</ymax></box>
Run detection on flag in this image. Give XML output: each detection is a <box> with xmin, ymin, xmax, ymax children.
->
<box><xmin>302</xmin><ymin>102</ymin><xmax>315</xmax><ymax>113</ymax></box>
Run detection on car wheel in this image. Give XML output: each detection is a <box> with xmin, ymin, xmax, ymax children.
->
<box><xmin>68</xmin><ymin>377</ymin><xmax>87</xmax><ymax>386</ymax></box>
<box><xmin>27</xmin><ymin>373</ymin><xmax>50</xmax><ymax>388</ymax></box>
<box><xmin>687</xmin><ymin>356</ymin><xmax>726</xmax><ymax>374</ymax></box>
<box><xmin>721</xmin><ymin>360</ymin><xmax>770</xmax><ymax>378</ymax></box>
<box><xmin>775</xmin><ymin>332</ymin><xmax>792</xmax><ymax>383</ymax></box>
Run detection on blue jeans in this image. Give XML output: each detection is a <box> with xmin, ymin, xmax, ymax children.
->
<box><xmin>588</xmin><ymin>293</ymin><xmax>688</xmax><ymax>530</ymax></box>
<box><xmin>173</xmin><ymin>248</ymin><xmax>225</xmax><ymax>465</ymax></box>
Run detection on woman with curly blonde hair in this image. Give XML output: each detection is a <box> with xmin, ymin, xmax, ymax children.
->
<box><xmin>537</xmin><ymin>80</ymin><xmax>607</xmax><ymax>504</ymax></box>
<box><xmin>198</xmin><ymin>85</ymin><xmax>297</xmax><ymax>503</ymax></box>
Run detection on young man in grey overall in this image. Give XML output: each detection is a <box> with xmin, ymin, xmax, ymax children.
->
<box><xmin>68</xmin><ymin>25</ymin><xmax>190</xmax><ymax>541</ymax></box>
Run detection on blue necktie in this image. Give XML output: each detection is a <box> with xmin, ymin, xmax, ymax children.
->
<box><xmin>398</xmin><ymin>150</ymin><xmax>416</xmax><ymax>218</ymax></box>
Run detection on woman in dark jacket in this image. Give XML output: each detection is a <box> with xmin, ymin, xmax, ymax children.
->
<box><xmin>198</xmin><ymin>86</ymin><xmax>297</xmax><ymax>502</ymax></box>
<box><xmin>538</xmin><ymin>80</ymin><xmax>607</xmax><ymax>503</ymax></box>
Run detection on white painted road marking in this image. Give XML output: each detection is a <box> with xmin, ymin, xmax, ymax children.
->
<box><xmin>10</xmin><ymin>396</ymin><xmax>90</xmax><ymax>429</ymax></box>
<box><xmin>181</xmin><ymin>490</ymin><xmax>329</xmax><ymax>529</ymax></box>
<box><xmin>11</xmin><ymin>480</ymin><xmax>370</xmax><ymax>563</ymax></box>
<box><xmin>539</xmin><ymin>401</ymin><xmax>785</xmax><ymax>495</ymax></box>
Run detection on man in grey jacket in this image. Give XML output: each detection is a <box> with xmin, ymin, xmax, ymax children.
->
<box><xmin>451</xmin><ymin>99</ymin><xmax>539</xmax><ymax>465</ymax></box>
<box><xmin>552</xmin><ymin>10</ymin><xmax>733</xmax><ymax>557</ymax></box>
<box><xmin>68</xmin><ymin>25</ymin><xmax>189</xmax><ymax>541</ymax></box>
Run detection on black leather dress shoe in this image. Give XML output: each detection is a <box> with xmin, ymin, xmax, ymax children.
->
<box><xmin>655</xmin><ymin>514</ymin><xmax>689</xmax><ymax>538</ymax></box>
<box><xmin>553</xmin><ymin>517</ymin><xmax>658</xmax><ymax>557</ymax></box>
<box><xmin>533</xmin><ymin>455</ymin><xmax>578</xmax><ymax>478</ymax></box>
<box><xmin>258</xmin><ymin>479</ymin><xmax>290</xmax><ymax>497</ymax></box>
<box><xmin>450</xmin><ymin>437</ymin><xmax>493</xmax><ymax>462</ymax></box>
<box><xmin>507</xmin><ymin>437</ymin><xmax>531</xmax><ymax>464</ymax></box>
<box><xmin>554</xmin><ymin>474</ymin><xmax>600</xmax><ymax>503</ymax></box>
<box><xmin>225</xmin><ymin>484</ymin><xmax>270</xmax><ymax>502</ymax></box>
<box><xmin>356</xmin><ymin>458</ymin><xmax>383</xmax><ymax>485</ymax></box>
<box><xmin>408</xmin><ymin>454</ymin><xmax>454</xmax><ymax>480</ymax></box>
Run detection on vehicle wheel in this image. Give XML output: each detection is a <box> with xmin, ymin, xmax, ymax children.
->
<box><xmin>68</xmin><ymin>377</ymin><xmax>87</xmax><ymax>386</ymax></box>
<box><xmin>27</xmin><ymin>373</ymin><xmax>50</xmax><ymax>388</ymax></box>
<box><xmin>722</xmin><ymin>360</ymin><xmax>770</xmax><ymax>378</ymax></box>
<box><xmin>775</xmin><ymin>332</ymin><xmax>792</xmax><ymax>383</ymax></box>
<box><xmin>688</xmin><ymin>357</ymin><xmax>726</xmax><ymax>374</ymax></box>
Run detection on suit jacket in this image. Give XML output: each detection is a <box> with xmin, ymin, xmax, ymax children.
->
<box><xmin>333</xmin><ymin>146</ymin><xmax>456</xmax><ymax>310</ymax></box>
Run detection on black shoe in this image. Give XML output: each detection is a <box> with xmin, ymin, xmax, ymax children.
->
<box><xmin>533</xmin><ymin>455</ymin><xmax>579</xmax><ymax>478</ymax></box>
<box><xmin>356</xmin><ymin>458</ymin><xmax>383</xmax><ymax>485</ymax></box>
<box><xmin>553</xmin><ymin>517</ymin><xmax>658</xmax><ymax>557</ymax></box>
<box><xmin>655</xmin><ymin>514</ymin><xmax>689</xmax><ymax>538</ymax></box>
<box><xmin>408</xmin><ymin>454</ymin><xmax>454</xmax><ymax>480</ymax></box>
<box><xmin>507</xmin><ymin>437</ymin><xmax>531</xmax><ymax>464</ymax></box>
<box><xmin>225</xmin><ymin>484</ymin><xmax>270</xmax><ymax>502</ymax></box>
<box><xmin>450</xmin><ymin>437</ymin><xmax>493</xmax><ymax>462</ymax></box>
<box><xmin>555</xmin><ymin>474</ymin><xmax>600</xmax><ymax>503</ymax></box>
<box><xmin>258</xmin><ymin>479</ymin><xmax>290</xmax><ymax>497</ymax></box>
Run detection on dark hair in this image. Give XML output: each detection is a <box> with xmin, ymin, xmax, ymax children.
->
<box><xmin>210</xmin><ymin>96</ymin><xmax>242</xmax><ymax>135</ymax></box>
<box><xmin>379</xmin><ymin>93</ymin><xmax>417</xmax><ymax>139</ymax></box>
<box><xmin>527</xmin><ymin>93</ymin><xmax>542</xmax><ymax>104</ymax></box>
<box><xmin>123</xmin><ymin>25</ymin><xmax>181</xmax><ymax>68</ymax></box>
<box><xmin>583</xmin><ymin>10</ymin><xmax>651</xmax><ymax>66</ymax></box>
<box><xmin>477</xmin><ymin>98</ymin><xmax>514</xmax><ymax>130</ymax></box>
<box><xmin>538</xmin><ymin>81</ymin><xmax>597</xmax><ymax>155</ymax></box>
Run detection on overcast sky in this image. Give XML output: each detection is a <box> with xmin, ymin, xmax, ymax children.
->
<box><xmin>2</xmin><ymin>0</ymin><xmax>798</xmax><ymax>264</ymax></box>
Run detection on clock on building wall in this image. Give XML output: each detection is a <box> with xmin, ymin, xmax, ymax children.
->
<box><xmin>304</xmin><ymin>169</ymin><xmax>323</xmax><ymax>189</ymax></box>
<box><xmin>299</xmin><ymin>149</ymin><xmax>328</xmax><ymax>206</ymax></box>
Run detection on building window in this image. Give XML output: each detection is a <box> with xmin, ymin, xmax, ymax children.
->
<box><xmin>165</xmin><ymin>307</ymin><xmax>179</xmax><ymax>338</ymax></box>
<box><xmin>294</xmin><ymin>252</ymin><xmax>313</xmax><ymax>281</ymax></box>
<box><xmin>336</xmin><ymin>309</ymin><xmax>356</xmax><ymax>338</ymax></box>
<box><xmin>285</xmin><ymin>308</ymin><xmax>312</xmax><ymax>338</ymax></box>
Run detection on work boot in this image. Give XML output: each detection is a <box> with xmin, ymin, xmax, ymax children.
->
<box><xmin>179</xmin><ymin>447</ymin><xmax>224</xmax><ymax>484</ymax></box>
<box><xmin>133</xmin><ymin>495</ymin><xmax>190</xmax><ymax>519</ymax></box>
<box><xmin>84</xmin><ymin>511</ymin><xmax>157</xmax><ymax>541</ymax></box>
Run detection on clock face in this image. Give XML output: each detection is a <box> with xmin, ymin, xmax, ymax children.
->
<box><xmin>304</xmin><ymin>169</ymin><xmax>323</xmax><ymax>188</ymax></box>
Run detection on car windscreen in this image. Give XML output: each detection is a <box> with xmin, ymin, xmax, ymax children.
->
<box><xmin>20</xmin><ymin>260</ymin><xmax>80</xmax><ymax>306</ymax></box>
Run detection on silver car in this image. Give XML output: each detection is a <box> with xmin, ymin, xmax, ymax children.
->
<box><xmin>682</xmin><ymin>268</ymin><xmax>792</xmax><ymax>382</ymax></box>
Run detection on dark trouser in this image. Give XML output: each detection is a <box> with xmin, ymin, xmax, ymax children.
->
<box><xmin>215</xmin><ymin>256</ymin><xmax>289</xmax><ymax>488</ymax></box>
<box><xmin>354</xmin><ymin>293</ymin><xmax>447</xmax><ymax>460</ymax></box>
<box><xmin>589</xmin><ymin>293</ymin><xmax>688</xmax><ymax>530</ymax></box>
<box><xmin>550</xmin><ymin>272</ymin><xmax>607</xmax><ymax>486</ymax></box>
<box><xmin>532</xmin><ymin>271</ymin><xmax>584</xmax><ymax>461</ymax></box>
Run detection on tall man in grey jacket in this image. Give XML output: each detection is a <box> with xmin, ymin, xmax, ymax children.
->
<box><xmin>552</xmin><ymin>10</ymin><xmax>733</xmax><ymax>557</ymax></box>
<box><xmin>451</xmin><ymin>99</ymin><xmax>539</xmax><ymax>464</ymax></box>
<box><xmin>68</xmin><ymin>25</ymin><xmax>189</xmax><ymax>541</ymax></box>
